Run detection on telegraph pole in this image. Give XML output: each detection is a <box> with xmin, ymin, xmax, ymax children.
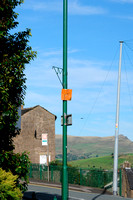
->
<box><xmin>113</xmin><ymin>41</ymin><xmax>123</xmax><ymax>195</ymax></box>
<box><xmin>62</xmin><ymin>0</ymin><xmax>68</xmax><ymax>199</ymax></box>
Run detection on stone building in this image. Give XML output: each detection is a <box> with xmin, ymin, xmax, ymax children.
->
<box><xmin>122</xmin><ymin>161</ymin><xmax>133</xmax><ymax>198</ymax></box>
<box><xmin>14</xmin><ymin>105</ymin><xmax>57</xmax><ymax>164</ymax></box>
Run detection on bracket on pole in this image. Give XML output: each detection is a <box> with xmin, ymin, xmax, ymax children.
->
<box><xmin>52</xmin><ymin>66</ymin><xmax>63</xmax><ymax>87</ymax></box>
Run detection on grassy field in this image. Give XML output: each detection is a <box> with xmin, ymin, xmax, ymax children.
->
<box><xmin>68</xmin><ymin>154</ymin><xmax>133</xmax><ymax>170</ymax></box>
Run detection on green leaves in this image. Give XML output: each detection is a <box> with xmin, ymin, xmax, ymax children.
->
<box><xmin>0</xmin><ymin>168</ymin><xmax>23</xmax><ymax>200</ymax></box>
<box><xmin>0</xmin><ymin>0</ymin><xmax>36</xmax><ymax>151</ymax></box>
<box><xmin>0</xmin><ymin>1</ymin><xmax>35</xmax><ymax>193</ymax></box>
<box><xmin>0</xmin><ymin>151</ymin><xmax>31</xmax><ymax>192</ymax></box>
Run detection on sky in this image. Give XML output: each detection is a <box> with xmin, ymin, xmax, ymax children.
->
<box><xmin>14</xmin><ymin>0</ymin><xmax>133</xmax><ymax>141</ymax></box>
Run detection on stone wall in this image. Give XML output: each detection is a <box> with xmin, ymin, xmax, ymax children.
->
<box><xmin>122</xmin><ymin>161</ymin><xmax>133</xmax><ymax>198</ymax></box>
<box><xmin>14</xmin><ymin>106</ymin><xmax>56</xmax><ymax>164</ymax></box>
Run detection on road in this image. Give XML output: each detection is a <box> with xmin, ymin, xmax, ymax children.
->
<box><xmin>23</xmin><ymin>183</ymin><xmax>132</xmax><ymax>200</ymax></box>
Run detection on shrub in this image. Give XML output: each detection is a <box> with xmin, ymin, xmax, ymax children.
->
<box><xmin>0</xmin><ymin>168</ymin><xmax>23</xmax><ymax>200</ymax></box>
<box><xmin>0</xmin><ymin>151</ymin><xmax>30</xmax><ymax>192</ymax></box>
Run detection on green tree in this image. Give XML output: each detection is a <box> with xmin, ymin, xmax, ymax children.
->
<box><xmin>0</xmin><ymin>0</ymin><xmax>36</xmax><ymax>151</ymax></box>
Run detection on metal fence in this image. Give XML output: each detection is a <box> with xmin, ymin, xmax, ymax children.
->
<box><xmin>29</xmin><ymin>164</ymin><xmax>117</xmax><ymax>189</ymax></box>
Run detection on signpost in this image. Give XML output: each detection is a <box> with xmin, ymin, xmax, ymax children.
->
<box><xmin>61</xmin><ymin>114</ymin><xmax>72</xmax><ymax>126</ymax></box>
<box><xmin>42</xmin><ymin>133</ymin><xmax>49</xmax><ymax>182</ymax></box>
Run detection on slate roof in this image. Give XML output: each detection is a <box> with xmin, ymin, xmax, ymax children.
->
<box><xmin>125</xmin><ymin>168</ymin><xmax>133</xmax><ymax>190</ymax></box>
<box><xmin>21</xmin><ymin>105</ymin><xmax>57</xmax><ymax>120</ymax></box>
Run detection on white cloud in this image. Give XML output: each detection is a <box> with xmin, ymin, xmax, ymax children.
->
<box><xmin>68</xmin><ymin>58</ymin><xmax>117</xmax><ymax>88</ymax></box>
<box><xmin>23</xmin><ymin>0</ymin><xmax>107</xmax><ymax>15</ymax></box>
<box><xmin>25</xmin><ymin>55</ymin><xmax>119</xmax><ymax>118</ymax></box>
<box><xmin>26</xmin><ymin>53</ymin><xmax>133</xmax><ymax>94</ymax></box>
<box><xmin>69</xmin><ymin>1</ymin><xmax>107</xmax><ymax>15</ymax></box>
<box><xmin>42</xmin><ymin>50</ymin><xmax>62</xmax><ymax>57</ymax></box>
<box><xmin>36</xmin><ymin>2</ymin><xmax>61</xmax><ymax>12</ymax></box>
<box><xmin>42</xmin><ymin>49</ymin><xmax>79</xmax><ymax>57</ymax></box>
<box><xmin>24</xmin><ymin>52</ymin><xmax>133</xmax><ymax>141</ymax></box>
<box><xmin>26</xmin><ymin>56</ymin><xmax>117</xmax><ymax>89</ymax></box>
<box><xmin>116</xmin><ymin>15</ymin><xmax>133</xmax><ymax>20</ymax></box>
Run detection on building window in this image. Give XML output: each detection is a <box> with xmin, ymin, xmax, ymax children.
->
<box><xmin>34</xmin><ymin>130</ymin><xmax>37</xmax><ymax>139</ymax></box>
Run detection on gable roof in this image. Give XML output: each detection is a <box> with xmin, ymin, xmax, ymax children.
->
<box><xmin>21</xmin><ymin>105</ymin><xmax>57</xmax><ymax>120</ymax></box>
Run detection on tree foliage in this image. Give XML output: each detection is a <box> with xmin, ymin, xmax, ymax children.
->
<box><xmin>0</xmin><ymin>0</ymin><xmax>37</xmax><ymax>151</ymax></box>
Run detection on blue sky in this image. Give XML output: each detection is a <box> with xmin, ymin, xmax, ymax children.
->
<box><xmin>15</xmin><ymin>0</ymin><xmax>133</xmax><ymax>141</ymax></box>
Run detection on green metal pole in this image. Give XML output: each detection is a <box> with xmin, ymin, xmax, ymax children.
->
<box><xmin>119</xmin><ymin>169</ymin><xmax>122</xmax><ymax>196</ymax></box>
<box><xmin>62</xmin><ymin>0</ymin><xmax>68</xmax><ymax>200</ymax></box>
<box><xmin>80</xmin><ymin>168</ymin><xmax>82</xmax><ymax>185</ymax></box>
<box><xmin>40</xmin><ymin>164</ymin><xmax>42</xmax><ymax>180</ymax></box>
<box><xmin>30</xmin><ymin>164</ymin><xmax>32</xmax><ymax>178</ymax></box>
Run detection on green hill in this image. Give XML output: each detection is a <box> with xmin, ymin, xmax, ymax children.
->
<box><xmin>68</xmin><ymin>154</ymin><xmax>133</xmax><ymax>170</ymax></box>
<box><xmin>55</xmin><ymin>134</ymin><xmax>133</xmax><ymax>161</ymax></box>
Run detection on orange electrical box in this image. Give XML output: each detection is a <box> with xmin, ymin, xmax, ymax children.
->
<box><xmin>61</xmin><ymin>89</ymin><xmax>72</xmax><ymax>101</ymax></box>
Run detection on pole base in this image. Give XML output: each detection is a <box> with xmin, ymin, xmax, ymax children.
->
<box><xmin>113</xmin><ymin>191</ymin><xmax>117</xmax><ymax>196</ymax></box>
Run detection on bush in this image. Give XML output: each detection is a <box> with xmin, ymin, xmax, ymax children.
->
<box><xmin>0</xmin><ymin>151</ymin><xmax>30</xmax><ymax>192</ymax></box>
<box><xmin>0</xmin><ymin>168</ymin><xmax>23</xmax><ymax>200</ymax></box>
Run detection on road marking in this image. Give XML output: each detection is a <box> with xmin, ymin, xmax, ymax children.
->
<box><xmin>29</xmin><ymin>183</ymin><xmax>89</xmax><ymax>194</ymax></box>
<box><xmin>29</xmin><ymin>183</ymin><xmax>61</xmax><ymax>190</ymax></box>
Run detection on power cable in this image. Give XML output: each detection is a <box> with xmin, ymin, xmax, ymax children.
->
<box><xmin>124</xmin><ymin>42</ymin><xmax>133</xmax><ymax>69</ymax></box>
<box><xmin>124</xmin><ymin>39</ymin><xmax>133</xmax><ymax>43</ymax></box>
<box><xmin>123</xmin><ymin>45</ymin><xmax>133</xmax><ymax>112</ymax></box>
<box><xmin>78</xmin><ymin>45</ymin><xmax>119</xmax><ymax>135</ymax></box>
